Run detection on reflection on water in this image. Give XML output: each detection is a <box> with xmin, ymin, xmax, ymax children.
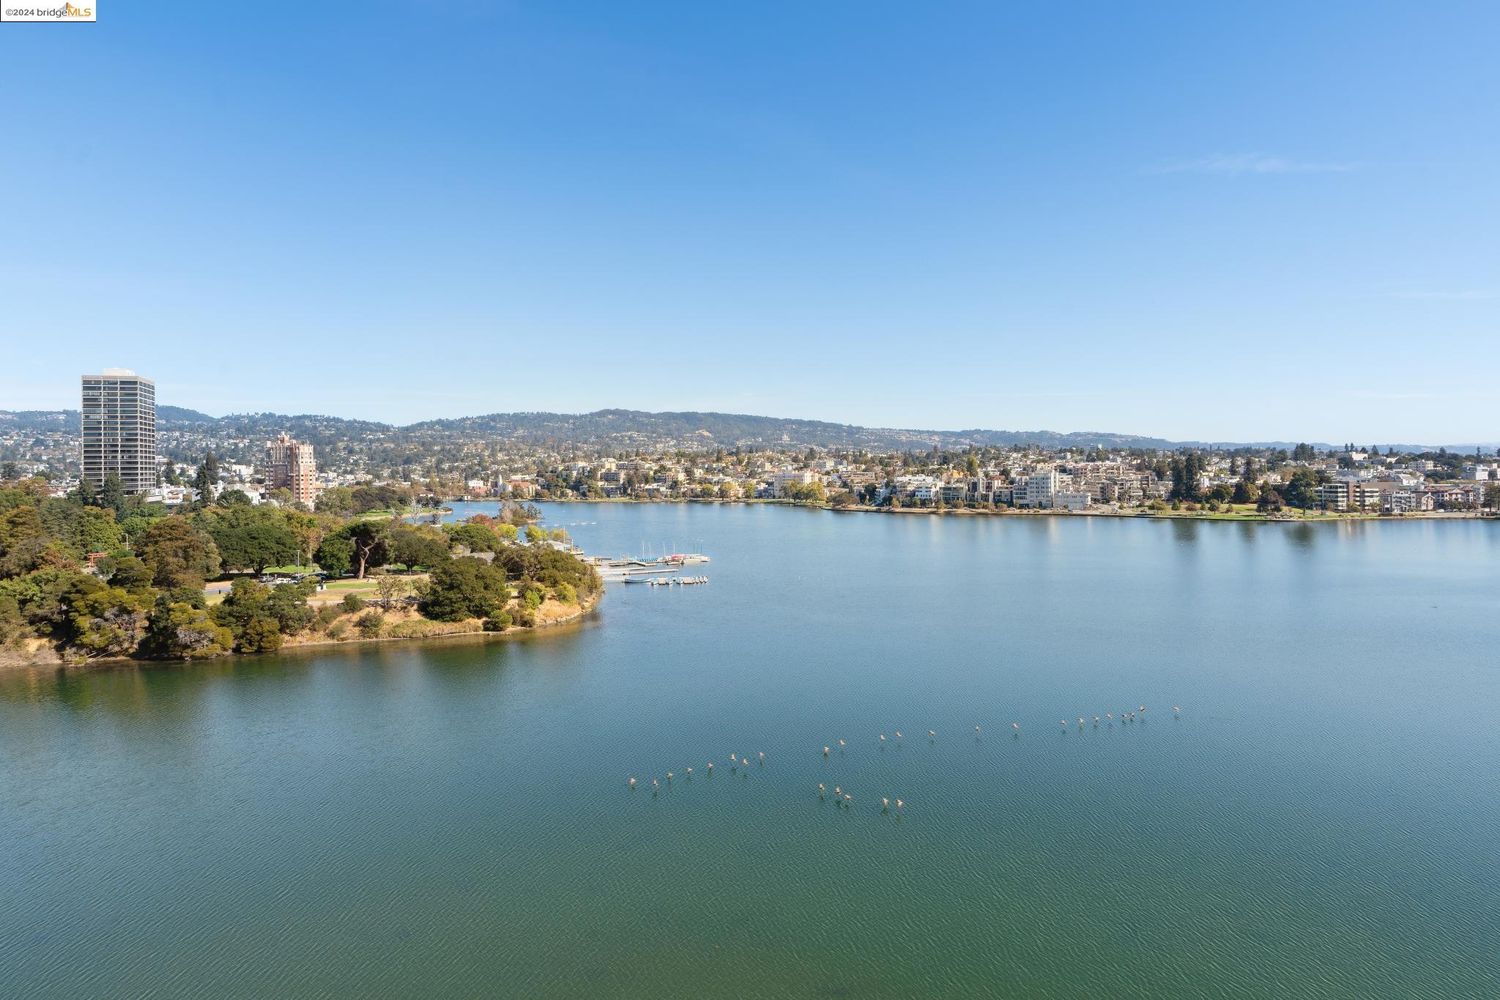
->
<box><xmin>2</xmin><ymin>507</ymin><xmax>1498</xmax><ymax>1000</ymax></box>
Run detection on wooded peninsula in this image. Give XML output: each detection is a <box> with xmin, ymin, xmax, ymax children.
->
<box><xmin>0</xmin><ymin>476</ymin><xmax>600</xmax><ymax>667</ymax></box>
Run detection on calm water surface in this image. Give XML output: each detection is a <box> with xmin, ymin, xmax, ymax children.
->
<box><xmin>2</xmin><ymin>504</ymin><xmax>1497</xmax><ymax>999</ymax></box>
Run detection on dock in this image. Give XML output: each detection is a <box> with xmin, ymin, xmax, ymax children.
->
<box><xmin>589</xmin><ymin>552</ymin><xmax>711</xmax><ymax>582</ymax></box>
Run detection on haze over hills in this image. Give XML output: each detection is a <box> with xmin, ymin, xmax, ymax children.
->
<box><xmin>1</xmin><ymin>407</ymin><xmax>1489</xmax><ymax>454</ymax></box>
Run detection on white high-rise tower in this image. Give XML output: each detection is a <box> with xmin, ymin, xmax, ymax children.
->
<box><xmin>80</xmin><ymin>369</ymin><xmax>157</xmax><ymax>494</ymax></box>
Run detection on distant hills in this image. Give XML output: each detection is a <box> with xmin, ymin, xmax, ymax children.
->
<box><xmin>400</xmin><ymin>409</ymin><xmax>1188</xmax><ymax>450</ymax></box>
<box><xmin>0</xmin><ymin>407</ymin><xmax>1484</xmax><ymax>453</ymax></box>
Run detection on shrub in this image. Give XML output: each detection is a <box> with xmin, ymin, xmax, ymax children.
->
<box><xmin>355</xmin><ymin>611</ymin><xmax>384</xmax><ymax>638</ymax></box>
<box><xmin>518</xmin><ymin>580</ymin><xmax>544</xmax><ymax>611</ymax></box>
<box><xmin>237</xmin><ymin>614</ymin><xmax>283</xmax><ymax>654</ymax></box>
<box><xmin>555</xmin><ymin>582</ymin><xmax>577</xmax><ymax>605</ymax></box>
<box><xmin>482</xmin><ymin>612</ymin><xmax>513</xmax><ymax>632</ymax></box>
<box><xmin>340</xmin><ymin>592</ymin><xmax>366</xmax><ymax>613</ymax></box>
<box><xmin>315</xmin><ymin>605</ymin><xmax>341</xmax><ymax>630</ymax></box>
<box><xmin>327</xmin><ymin>619</ymin><xmax>351</xmax><ymax>641</ymax></box>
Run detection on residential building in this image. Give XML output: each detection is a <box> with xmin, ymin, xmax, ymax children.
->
<box><xmin>264</xmin><ymin>433</ymin><xmax>318</xmax><ymax>507</ymax></box>
<box><xmin>771</xmin><ymin>469</ymin><xmax>816</xmax><ymax>498</ymax></box>
<box><xmin>1016</xmin><ymin>469</ymin><xmax>1063</xmax><ymax>508</ymax></box>
<box><xmin>80</xmin><ymin>369</ymin><xmax>157</xmax><ymax>494</ymax></box>
<box><xmin>890</xmin><ymin>474</ymin><xmax>942</xmax><ymax>502</ymax></box>
<box><xmin>1055</xmin><ymin>490</ymin><xmax>1092</xmax><ymax>511</ymax></box>
<box><xmin>1318</xmin><ymin>481</ymin><xmax>1350</xmax><ymax>512</ymax></box>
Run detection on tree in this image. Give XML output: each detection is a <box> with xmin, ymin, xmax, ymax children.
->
<box><xmin>212</xmin><ymin>578</ymin><xmax>272</xmax><ymax>639</ymax></box>
<box><xmin>72</xmin><ymin>476</ymin><xmax>98</xmax><ymax>507</ymax></box>
<box><xmin>783</xmin><ymin>481</ymin><xmax>826</xmax><ymax>503</ymax></box>
<box><xmin>142</xmin><ymin>599</ymin><xmax>234</xmax><ymax>659</ymax></box>
<box><xmin>338</xmin><ymin>520</ymin><xmax>391</xmax><ymax>579</ymax></box>
<box><xmin>1170</xmin><ymin>452</ymin><xmax>1205</xmax><ymax>502</ymax></box>
<box><xmin>315</xmin><ymin>486</ymin><xmax>355</xmax><ymax>517</ymax></box>
<box><xmin>0</xmin><ymin>461</ymin><xmax>17</xmax><ymax>482</ymax></box>
<box><xmin>419</xmin><ymin>557</ymin><xmax>510</xmax><ymax>622</ymax></box>
<box><xmin>1282</xmin><ymin>468</ymin><xmax>1324</xmax><ymax>510</ymax></box>
<box><xmin>373</xmin><ymin>573</ymin><xmax>410</xmax><ymax>609</ymax></box>
<box><xmin>119</xmin><ymin>507</ymin><xmax>168</xmax><ymax>546</ymax></box>
<box><xmin>39</xmin><ymin>499</ymin><xmax>124</xmax><ymax>557</ymax></box>
<box><xmin>69</xmin><ymin>587</ymin><xmax>149</xmax><ymax>658</ymax></box>
<box><xmin>214</xmin><ymin>578</ymin><xmax>315</xmax><ymax>640</ymax></box>
<box><xmin>200</xmin><ymin>505</ymin><xmax>298</xmax><ymax>574</ymax></box>
<box><xmin>446</xmin><ymin>522</ymin><xmax>503</xmax><ymax>554</ymax></box>
<box><xmin>314</xmin><ymin>534</ymin><xmax>354</xmax><ymax>576</ymax></box>
<box><xmin>0</xmin><ymin>535</ymin><xmax>68</xmax><ymax>578</ymax></box>
<box><xmin>387</xmin><ymin>524</ymin><xmax>451</xmax><ymax>570</ymax></box>
<box><xmin>283</xmin><ymin>511</ymin><xmax>325</xmax><ymax>568</ymax></box>
<box><xmin>192</xmin><ymin>451</ymin><xmax>220</xmax><ymax>506</ymax></box>
<box><xmin>1484</xmin><ymin>483</ymin><xmax>1500</xmax><ymax>512</ymax></box>
<box><xmin>264</xmin><ymin>580</ymin><xmax>316</xmax><ymax>633</ymax></box>
<box><xmin>108</xmin><ymin>555</ymin><xmax>154</xmax><ymax>592</ymax></box>
<box><xmin>97</xmin><ymin>473</ymin><xmax>128</xmax><ymax>518</ymax></box>
<box><xmin>350</xmin><ymin>484</ymin><xmax>409</xmax><ymax>515</ymax></box>
<box><xmin>0</xmin><ymin>506</ymin><xmax>47</xmax><ymax>566</ymax></box>
<box><xmin>236</xmin><ymin>614</ymin><xmax>283</xmax><ymax>654</ymax></box>
<box><xmin>139</xmin><ymin>517</ymin><xmax>222</xmax><ymax>588</ymax></box>
<box><xmin>0</xmin><ymin>592</ymin><xmax>26</xmax><ymax>644</ymax></box>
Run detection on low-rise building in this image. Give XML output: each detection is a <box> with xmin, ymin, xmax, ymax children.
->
<box><xmin>1055</xmin><ymin>491</ymin><xmax>1091</xmax><ymax>511</ymax></box>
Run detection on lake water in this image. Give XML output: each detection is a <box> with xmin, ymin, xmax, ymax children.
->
<box><xmin>2</xmin><ymin>503</ymin><xmax>1497</xmax><ymax>999</ymax></box>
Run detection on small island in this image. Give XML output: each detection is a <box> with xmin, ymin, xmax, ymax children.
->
<box><xmin>0</xmin><ymin>478</ymin><xmax>601</xmax><ymax>669</ymax></box>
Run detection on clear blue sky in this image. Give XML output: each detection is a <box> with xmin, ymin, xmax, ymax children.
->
<box><xmin>2</xmin><ymin>1</ymin><xmax>1496</xmax><ymax>443</ymax></box>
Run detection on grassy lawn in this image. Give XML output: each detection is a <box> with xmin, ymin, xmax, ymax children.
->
<box><xmin>349</xmin><ymin>508</ymin><xmax>417</xmax><ymax>522</ymax></box>
<box><xmin>202</xmin><ymin>572</ymin><xmax>431</xmax><ymax>608</ymax></box>
<box><xmin>309</xmin><ymin>573</ymin><xmax>430</xmax><ymax>605</ymax></box>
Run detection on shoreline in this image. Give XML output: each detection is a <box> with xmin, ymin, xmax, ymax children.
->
<box><xmin>0</xmin><ymin>591</ymin><xmax>602</xmax><ymax>674</ymax></box>
<box><xmin>526</xmin><ymin>496</ymin><xmax>1492</xmax><ymax>524</ymax></box>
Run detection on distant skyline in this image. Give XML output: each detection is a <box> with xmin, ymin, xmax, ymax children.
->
<box><xmin>2</xmin><ymin>2</ymin><xmax>1497</xmax><ymax>442</ymax></box>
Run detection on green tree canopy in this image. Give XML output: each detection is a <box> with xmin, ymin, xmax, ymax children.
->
<box><xmin>69</xmin><ymin>587</ymin><xmax>150</xmax><ymax>658</ymax></box>
<box><xmin>142</xmin><ymin>599</ymin><xmax>234</xmax><ymax>659</ymax></box>
<box><xmin>388</xmin><ymin>524</ymin><xmax>451</xmax><ymax>570</ymax></box>
<box><xmin>38</xmin><ymin>499</ymin><xmax>124</xmax><ymax>558</ymax></box>
<box><xmin>1281</xmin><ymin>468</ymin><xmax>1324</xmax><ymax>510</ymax></box>
<box><xmin>419</xmin><ymin>557</ymin><xmax>510</xmax><ymax>622</ymax></box>
<box><xmin>327</xmin><ymin>520</ymin><xmax>392</xmax><ymax>579</ymax></box>
<box><xmin>314</xmin><ymin>534</ymin><xmax>354</xmax><ymax>576</ymax></box>
<box><xmin>199</xmin><ymin>504</ymin><xmax>298</xmax><ymax>574</ymax></box>
<box><xmin>315</xmin><ymin>486</ymin><xmax>354</xmax><ymax>517</ymax></box>
<box><xmin>139</xmin><ymin>518</ymin><xmax>222</xmax><ymax>589</ymax></box>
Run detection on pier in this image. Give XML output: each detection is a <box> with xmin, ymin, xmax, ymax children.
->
<box><xmin>588</xmin><ymin>552</ymin><xmax>711</xmax><ymax>582</ymax></box>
